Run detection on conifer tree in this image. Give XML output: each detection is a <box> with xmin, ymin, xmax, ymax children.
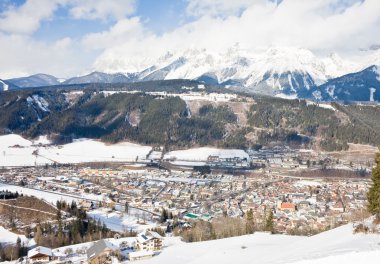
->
<box><xmin>246</xmin><ymin>209</ymin><xmax>255</xmax><ymax>234</ymax></box>
<box><xmin>265</xmin><ymin>211</ymin><xmax>274</xmax><ymax>233</ymax></box>
<box><xmin>367</xmin><ymin>152</ymin><xmax>380</xmax><ymax>220</ymax></box>
<box><xmin>125</xmin><ymin>202</ymin><xmax>129</xmax><ymax>214</ymax></box>
<box><xmin>34</xmin><ymin>226</ymin><xmax>43</xmax><ymax>244</ymax></box>
<box><xmin>160</xmin><ymin>209</ymin><xmax>168</xmax><ymax>223</ymax></box>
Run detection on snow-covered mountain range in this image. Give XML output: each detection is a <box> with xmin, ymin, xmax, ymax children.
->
<box><xmin>1</xmin><ymin>47</ymin><xmax>379</xmax><ymax>102</ymax></box>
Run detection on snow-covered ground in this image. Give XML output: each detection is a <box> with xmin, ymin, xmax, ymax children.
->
<box><xmin>164</xmin><ymin>147</ymin><xmax>249</xmax><ymax>162</ymax></box>
<box><xmin>0</xmin><ymin>183</ymin><xmax>77</xmax><ymax>204</ymax></box>
<box><xmin>306</xmin><ymin>101</ymin><xmax>336</xmax><ymax>111</ymax></box>
<box><xmin>139</xmin><ymin>224</ymin><xmax>380</xmax><ymax>264</ymax></box>
<box><xmin>0</xmin><ymin>226</ymin><xmax>35</xmax><ymax>247</ymax></box>
<box><xmin>294</xmin><ymin>180</ymin><xmax>323</xmax><ymax>187</ymax></box>
<box><xmin>87</xmin><ymin>208</ymin><xmax>156</xmax><ymax>233</ymax></box>
<box><xmin>1</xmin><ymin>223</ymin><xmax>379</xmax><ymax>264</ymax></box>
<box><xmin>0</xmin><ymin>134</ymin><xmax>152</xmax><ymax>167</ymax></box>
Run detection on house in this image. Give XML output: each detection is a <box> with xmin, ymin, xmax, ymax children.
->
<box><xmin>136</xmin><ymin>231</ymin><xmax>163</xmax><ymax>252</ymax></box>
<box><xmin>279</xmin><ymin>202</ymin><xmax>296</xmax><ymax>212</ymax></box>
<box><xmin>86</xmin><ymin>239</ymin><xmax>117</xmax><ymax>264</ymax></box>
<box><xmin>27</xmin><ymin>246</ymin><xmax>55</xmax><ymax>263</ymax></box>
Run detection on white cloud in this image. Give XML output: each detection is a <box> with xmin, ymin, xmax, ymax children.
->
<box><xmin>0</xmin><ymin>0</ymin><xmax>379</xmax><ymax>77</ymax></box>
<box><xmin>82</xmin><ymin>17</ymin><xmax>144</xmax><ymax>50</ymax></box>
<box><xmin>0</xmin><ymin>0</ymin><xmax>61</xmax><ymax>34</ymax></box>
<box><xmin>90</xmin><ymin>0</ymin><xmax>380</xmax><ymax>73</ymax></box>
<box><xmin>0</xmin><ymin>33</ymin><xmax>94</xmax><ymax>78</ymax></box>
<box><xmin>68</xmin><ymin>0</ymin><xmax>136</xmax><ymax>21</ymax></box>
<box><xmin>186</xmin><ymin>0</ymin><xmax>266</xmax><ymax>17</ymax></box>
<box><xmin>0</xmin><ymin>0</ymin><xmax>136</xmax><ymax>35</ymax></box>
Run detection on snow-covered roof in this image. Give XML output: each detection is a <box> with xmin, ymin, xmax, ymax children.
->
<box><xmin>86</xmin><ymin>239</ymin><xmax>117</xmax><ymax>260</ymax></box>
<box><xmin>28</xmin><ymin>246</ymin><xmax>53</xmax><ymax>258</ymax></box>
<box><xmin>148</xmin><ymin>231</ymin><xmax>163</xmax><ymax>240</ymax></box>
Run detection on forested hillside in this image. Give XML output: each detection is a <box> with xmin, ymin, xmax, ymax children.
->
<box><xmin>0</xmin><ymin>87</ymin><xmax>380</xmax><ymax>151</ymax></box>
<box><xmin>247</xmin><ymin>97</ymin><xmax>380</xmax><ymax>150</ymax></box>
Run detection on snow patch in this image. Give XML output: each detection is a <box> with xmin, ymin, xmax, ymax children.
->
<box><xmin>275</xmin><ymin>93</ymin><xmax>298</xmax><ymax>100</ymax></box>
<box><xmin>326</xmin><ymin>85</ymin><xmax>336</xmax><ymax>99</ymax></box>
<box><xmin>0</xmin><ymin>79</ymin><xmax>9</xmax><ymax>91</ymax></box>
<box><xmin>288</xmin><ymin>74</ymin><xmax>296</xmax><ymax>92</ymax></box>
<box><xmin>369</xmin><ymin>87</ymin><xmax>376</xmax><ymax>102</ymax></box>
<box><xmin>312</xmin><ymin>90</ymin><xmax>322</xmax><ymax>100</ymax></box>
<box><xmin>0</xmin><ymin>183</ymin><xmax>77</xmax><ymax>204</ymax></box>
<box><xmin>372</xmin><ymin>65</ymin><xmax>380</xmax><ymax>81</ymax></box>
<box><xmin>27</xmin><ymin>94</ymin><xmax>50</xmax><ymax>112</ymax></box>
<box><xmin>164</xmin><ymin>148</ymin><xmax>249</xmax><ymax>162</ymax></box>
<box><xmin>0</xmin><ymin>226</ymin><xmax>34</xmax><ymax>246</ymax></box>
<box><xmin>306</xmin><ymin>101</ymin><xmax>336</xmax><ymax>111</ymax></box>
<box><xmin>88</xmin><ymin>208</ymin><xmax>155</xmax><ymax>233</ymax></box>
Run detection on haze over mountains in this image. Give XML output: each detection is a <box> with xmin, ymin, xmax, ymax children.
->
<box><xmin>1</xmin><ymin>47</ymin><xmax>380</xmax><ymax>102</ymax></box>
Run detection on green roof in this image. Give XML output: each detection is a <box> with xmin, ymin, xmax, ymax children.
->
<box><xmin>184</xmin><ymin>213</ymin><xmax>198</xmax><ymax>219</ymax></box>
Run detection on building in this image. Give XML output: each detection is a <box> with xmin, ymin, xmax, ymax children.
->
<box><xmin>136</xmin><ymin>231</ymin><xmax>163</xmax><ymax>252</ymax></box>
<box><xmin>279</xmin><ymin>202</ymin><xmax>296</xmax><ymax>212</ymax></box>
<box><xmin>86</xmin><ymin>239</ymin><xmax>117</xmax><ymax>264</ymax></box>
<box><xmin>27</xmin><ymin>246</ymin><xmax>55</xmax><ymax>263</ymax></box>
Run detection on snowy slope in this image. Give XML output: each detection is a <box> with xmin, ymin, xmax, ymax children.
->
<box><xmin>125</xmin><ymin>47</ymin><xmax>359</xmax><ymax>98</ymax></box>
<box><xmin>139</xmin><ymin>224</ymin><xmax>380</xmax><ymax>264</ymax></box>
<box><xmin>0</xmin><ymin>183</ymin><xmax>77</xmax><ymax>204</ymax></box>
<box><xmin>0</xmin><ymin>226</ymin><xmax>34</xmax><ymax>246</ymax></box>
<box><xmin>0</xmin><ymin>134</ymin><xmax>152</xmax><ymax>167</ymax></box>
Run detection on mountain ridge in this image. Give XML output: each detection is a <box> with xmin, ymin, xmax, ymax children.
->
<box><xmin>1</xmin><ymin>47</ymin><xmax>379</xmax><ymax>102</ymax></box>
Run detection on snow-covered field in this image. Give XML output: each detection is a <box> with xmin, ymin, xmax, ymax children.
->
<box><xmin>0</xmin><ymin>134</ymin><xmax>152</xmax><ymax>167</ymax></box>
<box><xmin>87</xmin><ymin>208</ymin><xmax>156</xmax><ymax>233</ymax></box>
<box><xmin>139</xmin><ymin>224</ymin><xmax>380</xmax><ymax>264</ymax></box>
<box><xmin>164</xmin><ymin>147</ymin><xmax>249</xmax><ymax>162</ymax></box>
<box><xmin>0</xmin><ymin>226</ymin><xmax>35</xmax><ymax>247</ymax></box>
<box><xmin>0</xmin><ymin>183</ymin><xmax>77</xmax><ymax>204</ymax></box>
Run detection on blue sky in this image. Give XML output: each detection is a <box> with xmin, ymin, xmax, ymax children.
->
<box><xmin>0</xmin><ymin>0</ymin><xmax>379</xmax><ymax>78</ymax></box>
<box><xmin>1</xmin><ymin>0</ymin><xmax>192</xmax><ymax>42</ymax></box>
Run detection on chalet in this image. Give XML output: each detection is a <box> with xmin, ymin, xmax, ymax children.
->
<box><xmin>136</xmin><ymin>231</ymin><xmax>163</xmax><ymax>252</ymax></box>
<box><xmin>86</xmin><ymin>239</ymin><xmax>117</xmax><ymax>264</ymax></box>
<box><xmin>27</xmin><ymin>246</ymin><xmax>55</xmax><ymax>263</ymax></box>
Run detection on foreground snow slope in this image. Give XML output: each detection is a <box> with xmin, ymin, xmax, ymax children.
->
<box><xmin>141</xmin><ymin>224</ymin><xmax>380</xmax><ymax>264</ymax></box>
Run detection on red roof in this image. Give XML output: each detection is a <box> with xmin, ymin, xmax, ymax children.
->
<box><xmin>281</xmin><ymin>202</ymin><xmax>295</xmax><ymax>209</ymax></box>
